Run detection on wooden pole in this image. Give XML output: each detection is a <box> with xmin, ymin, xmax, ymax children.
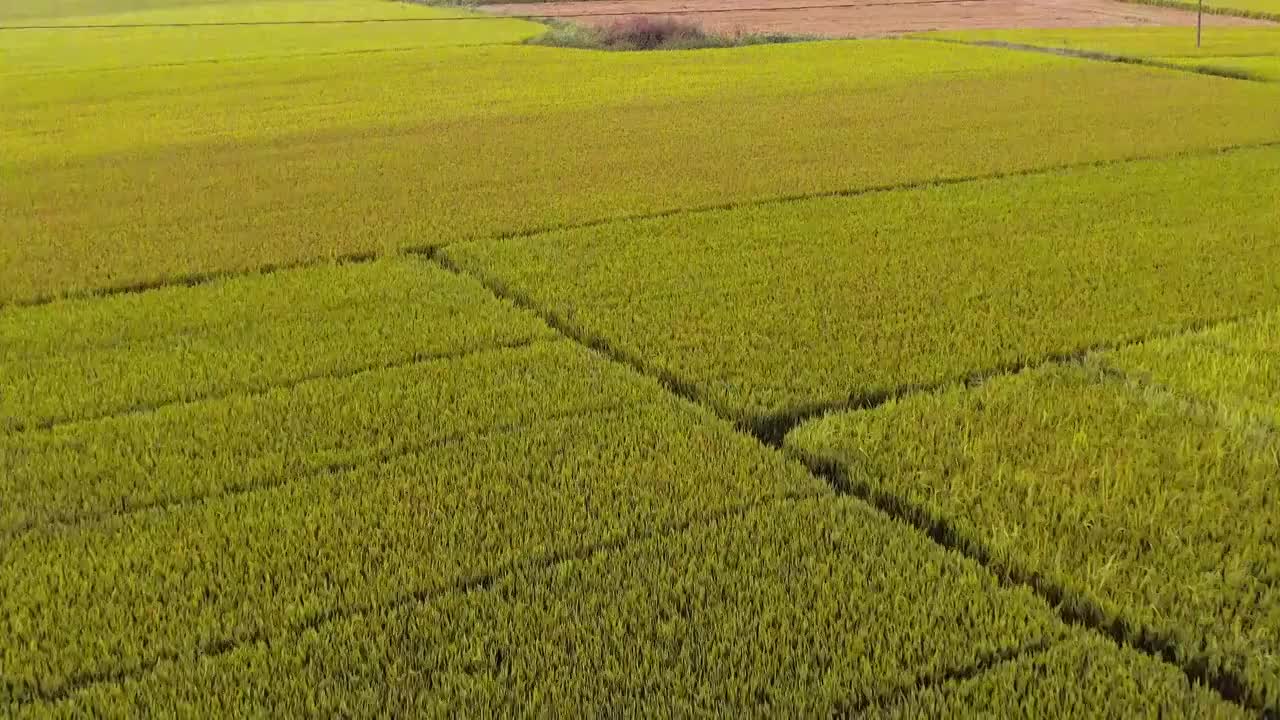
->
<box><xmin>1197</xmin><ymin>0</ymin><xmax>1203</xmax><ymax>48</ymax></box>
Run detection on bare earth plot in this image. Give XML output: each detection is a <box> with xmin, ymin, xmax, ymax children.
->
<box><xmin>481</xmin><ymin>0</ymin><xmax>1268</xmax><ymax>37</ymax></box>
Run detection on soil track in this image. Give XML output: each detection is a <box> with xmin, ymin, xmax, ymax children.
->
<box><xmin>482</xmin><ymin>0</ymin><xmax>1266</xmax><ymax>37</ymax></box>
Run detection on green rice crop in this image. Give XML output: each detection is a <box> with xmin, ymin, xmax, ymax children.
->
<box><xmin>1161</xmin><ymin>53</ymin><xmax>1280</xmax><ymax>80</ymax></box>
<box><xmin>0</xmin><ymin>363</ymin><xmax>831</xmax><ymax>704</ymax></box>
<box><xmin>925</xmin><ymin>26</ymin><xmax>1280</xmax><ymax>58</ymax></box>
<box><xmin>1119</xmin><ymin>0</ymin><xmax>1280</xmax><ymax>20</ymax></box>
<box><xmin>1</xmin><ymin>20</ymin><xmax>543</xmax><ymax>73</ymax></box>
<box><xmin>447</xmin><ymin>145</ymin><xmax>1280</xmax><ymax>428</ymax></box>
<box><xmin>1</xmin><ymin>0</ymin><xmax>465</xmax><ymax>25</ymax></box>
<box><xmin>786</xmin><ymin>360</ymin><xmax>1280</xmax><ymax>710</ymax></box>
<box><xmin>1102</xmin><ymin>309</ymin><xmax>1280</xmax><ymax>428</ymax></box>
<box><xmin>7</xmin><ymin>38</ymin><xmax>1280</xmax><ymax>304</ymax></box>
<box><xmin>0</xmin><ymin>340</ymin><xmax>653</xmax><ymax>535</ymax></box>
<box><xmin>1</xmin><ymin>0</ymin><xmax>543</xmax><ymax>73</ymax></box>
<box><xmin>14</xmin><ymin>498</ymin><xmax>1084</xmax><ymax>715</ymax></box>
<box><xmin>872</xmin><ymin>637</ymin><xmax>1248</xmax><ymax>718</ymax></box>
<box><xmin>3</xmin><ymin>40</ymin><xmax>1066</xmax><ymax>164</ymax></box>
<box><xmin>0</xmin><ymin>259</ymin><xmax>556</xmax><ymax>432</ymax></box>
<box><xmin>925</xmin><ymin>27</ymin><xmax>1280</xmax><ymax>80</ymax></box>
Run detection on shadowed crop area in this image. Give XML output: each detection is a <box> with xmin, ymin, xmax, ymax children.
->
<box><xmin>4</xmin><ymin>0</ymin><xmax>1279</xmax><ymax>714</ymax></box>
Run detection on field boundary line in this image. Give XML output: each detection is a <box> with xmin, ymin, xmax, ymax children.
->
<box><xmin>1116</xmin><ymin>0</ymin><xmax>1280</xmax><ymax>21</ymax></box>
<box><xmin>429</xmin><ymin>249</ymin><xmax>721</xmax><ymax>416</ymax></box>
<box><xmin>838</xmin><ymin>638</ymin><xmax>1060</xmax><ymax>713</ymax></box>
<box><xmin>752</xmin><ymin>308</ymin><xmax>1274</xmax><ymax>444</ymax></box>
<box><xmin>1089</xmin><ymin>351</ymin><xmax>1280</xmax><ymax>440</ymax></box>
<box><xmin>429</xmin><ymin>247</ymin><xmax>1276</xmax><ymax>714</ymax></box>
<box><xmin>11</xmin><ymin>489</ymin><xmax>823</xmax><ymax>708</ymax></box>
<box><xmin>0</xmin><ymin>0</ymin><xmax>991</xmax><ymax>30</ymax></box>
<box><xmin>791</xmin><ymin>450</ymin><xmax>1265</xmax><ymax>712</ymax></box>
<box><xmin>925</xmin><ymin>36</ymin><xmax>1272</xmax><ymax>81</ymax></box>
<box><xmin>466</xmin><ymin>138</ymin><xmax>1280</xmax><ymax>243</ymax></box>
<box><xmin>0</xmin><ymin>401</ymin><xmax>634</xmax><ymax>545</ymax></box>
<box><xmin>8</xmin><ymin>138</ymin><xmax>1280</xmax><ymax>313</ymax></box>
<box><xmin>1</xmin><ymin>42</ymin><xmax>534</xmax><ymax>78</ymax></box>
<box><xmin>3</xmin><ymin>336</ymin><xmax>556</xmax><ymax>436</ymax></box>
<box><xmin>2</xmin><ymin>252</ymin><xmax>382</xmax><ymax>311</ymax></box>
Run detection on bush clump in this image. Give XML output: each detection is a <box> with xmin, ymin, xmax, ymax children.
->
<box><xmin>599</xmin><ymin>16</ymin><xmax>709</xmax><ymax>50</ymax></box>
<box><xmin>530</xmin><ymin>16</ymin><xmax>807</xmax><ymax>51</ymax></box>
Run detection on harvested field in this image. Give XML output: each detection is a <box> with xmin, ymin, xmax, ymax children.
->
<box><xmin>481</xmin><ymin>0</ymin><xmax>1269</xmax><ymax>37</ymax></box>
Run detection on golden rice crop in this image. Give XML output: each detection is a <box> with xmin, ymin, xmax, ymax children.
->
<box><xmin>446</xmin><ymin>145</ymin><xmax>1280</xmax><ymax>430</ymax></box>
<box><xmin>6</xmin><ymin>40</ymin><xmax>1280</xmax><ymax>304</ymax></box>
<box><xmin>786</xmin><ymin>348</ymin><xmax>1280</xmax><ymax>710</ymax></box>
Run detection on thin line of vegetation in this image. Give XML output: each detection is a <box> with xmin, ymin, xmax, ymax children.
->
<box><xmin>527</xmin><ymin>17</ymin><xmax>815</xmax><ymax>51</ymax></box>
<box><xmin>1116</xmin><ymin>0</ymin><xmax>1280</xmax><ymax>22</ymax></box>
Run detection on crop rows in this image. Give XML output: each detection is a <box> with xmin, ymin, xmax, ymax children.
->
<box><xmin>1105</xmin><ymin>309</ymin><xmax>1280</xmax><ymax>429</ymax></box>
<box><xmin>876</xmin><ymin>637</ymin><xmax>1249</xmax><ymax>717</ymax></box>
<box><xmin>786</xmin><ymin>311</ymin><xmax>1280</xmax><ymax>711</ymax></box>
<box><xmin>447</xmin><ymin>145</ymin><xmax>1280</xmax><ymax>429</ymax></box>
<box><xmin>11</xmin><ymin>498</ymin><xmax>1242</xmax><ymax>716</ymax></box>
<box><xmin>0</xmin><ymin>259</ymin><xmax>558</xmax><ymax>432</ymax></box>
<box><xmin>8</xmin><ymin>5</ymin><xmax>1278</xmax><ymax>713</ymax></box>
<box><xmin>7</xmin><ymin>40</ymin><xmax>1280</xmax><ymax>303</ymax></box>
<box><xmin>0</xmin><ymin>340</ymin><xmax>662</xmax><ymax>535</ymax></box>
<box><xmin>0</xmin><ymin>399</ymin><xmax>827</xmax><ymax>705</ymax></box>
<box><xmin>3</xmin><ymin>247</ymin><xmax>1246</xmax><ymax>715</ymax></box>
<box><xmin>0</xmin><ymin>0</ymin><xmax>474</xmax><ymax>26</ymax></box>
<box><xmin>1120</xmin><ymin>0</ymin><xmax>1280</xmax><ymax>21</ymax></box>
<box><xmin>0</xmin><ymin>257</ymin><xmax>835</xmax><ymax>705</ymax></box>
<box><xmin>2</xmin><ymin>20</ymin><xmax>543</xmax><ymax>75</ymax></box>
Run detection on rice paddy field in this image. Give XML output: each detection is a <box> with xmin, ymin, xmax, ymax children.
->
<box><xmin>2</xmin><ymin>0</ymin><xmax>1279</xmax><ymax>715</ymax></box>
<box><xmin>1123</xmin><ymin>0</ymin><xmax>1280</xmax><ymax>21</ymax></box>
<box><xmin>928</xmin><ymin>26</ymin><xmax>1280</xmax><ymax>80</ymax></box>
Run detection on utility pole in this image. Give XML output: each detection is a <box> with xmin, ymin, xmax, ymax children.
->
<box><xmin>1197</xmin><ymin>0</ymin><xmax>1203</xmax><ymax>48</ymax></box>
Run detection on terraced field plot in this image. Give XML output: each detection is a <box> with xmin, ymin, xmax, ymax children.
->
<box><xmin>4</xmin><ymin>0</ymin><xmax>1280</xmax><ymax>714</ymax></box>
